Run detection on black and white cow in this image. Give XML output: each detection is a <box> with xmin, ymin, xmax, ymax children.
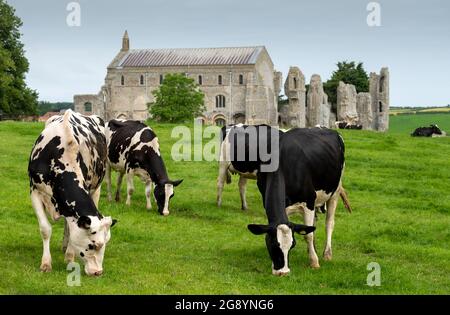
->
<box><xmin>411</xmin><ymin>124</ymin><xmax>444</xmax><ymax>137</ymax></box>
<box><xmin>28</xmin><ymin>110</ymin><xmax>116</xmax><ymax>276</ymax></box>
<box><xmin>105</xmin><ymin>119</ymin><xmax>182</xmax><ymax>216</ymax></box>
<box><xmin>227</xmin><ymin>125</ymin><xmax>346</xmax><ymax>275</ymax></box>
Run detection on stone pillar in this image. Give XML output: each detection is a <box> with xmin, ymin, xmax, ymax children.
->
<box><xmin>369</xmin><ymin>67</ymin><xmax>390</xmax><ymax>131</ymax></box>
<box><xmin>284</xmin><ymin>67</ymin><xmax>306</xmax><ymax>127</ymax></box>
<box><xmin>337</xmin><ymin>81</ymin><xmax>359</xmax><ymax>124</ymax></box>
<box><xmin>356</xmin><ymin>92</ymin><xmax>373</xmax><ymax>130</ymax></box>
<box><xmin>306</xmin><ymin>74</ymin><xmax>327</xmax><ymax>127</ymax></box>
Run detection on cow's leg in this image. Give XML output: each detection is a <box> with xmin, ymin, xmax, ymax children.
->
<box><xmin>145</xmin><ymin>180</ymin><xmax>152</xmax><ymax>210</ymax></box>
<box><xmin>64</xmin><ymin>244</ymin><xmax>75</xmax><ymax>264</ymax></box>
<box><xmin>31</xmin><ymin>190</ymin><xmax>52</xmax><ymax>272</ymax></box>
<box><xmin>216</xmin><ymin>162</ymin><xmax>228</xmax><ymax>207</ymax></box>
<box><xmin>91</xmin><ymin>186</ymin><xmax>101</xmax><ymax>208</ymax></box>
<box><xmin>62</xmin><ymin>218</ymin><xmax>69</xmax><ymax>253</ymax></box>
<box><xmin>238</xmin><ymin>176</ymin><xmax>248</xmax><ymax>210</ymax></box>
<box><xmin>115</xmin><ymin>172</ymin><xmax>124</xmax><ymax>202</ymax></box>
<box><xmin>303</xmin><ymin>207</ymin><xmax>320</xmax><ymax>269</ymax></box>
<box><xmin>106</xmin><ymin>163</ymin><xmax>112</xmax><ymax>202</ymax></box>
<box><xmin>126</xmin><ymin>173</ymin><xmax>134</xmax><ymax>206</ymax></box>
<box><xmin>323</xmin><ymin>192</ymin><xmax>338</xmax><ymax>261</ymax></box>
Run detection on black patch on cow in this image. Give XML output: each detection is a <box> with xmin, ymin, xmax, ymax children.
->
<box><xmin>80</xmin><ymin>252</ymin><xmax>84</xmax><ymax>257</ymax></box>
<box><xmin>88</xmin><ymin>244</ymin><xmax>95</xmax><ymax>250</ymax></box>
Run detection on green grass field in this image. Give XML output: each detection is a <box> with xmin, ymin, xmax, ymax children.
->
<box><xmin>0</xmin><ymin>113</ymin><xmax>449</xmax><ymax>294</ymax></box>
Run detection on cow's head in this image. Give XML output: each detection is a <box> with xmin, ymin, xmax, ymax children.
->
<box><xmin>154</xmin><ymin>179</ymin><xmax>183</xmax><ymax>216</ymax></box>
<box><xmin>248</xmin><ymin>223</ymin><xmax>315</xmax><ymax>276</ymax></box>
<box><xmin>67</xmin><ymin>215</ymin><xmax>117</xmax><ymax>276</ymax></box>
<box><xmin>430</xmin><ymin>124</ymin><xmax>442</xmax><ymax>134</ymax></box>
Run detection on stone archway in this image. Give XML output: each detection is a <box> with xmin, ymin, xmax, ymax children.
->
<box><xmin>213</xmin><ymin>114</ymin><xmax>226</xmax><ymax>127</ymax></box>
<box><xmin>116</xmin><ymin>113</ymin><xmax>127</xmax><ymax>120</ymax></box>
<box><xmin>233</xmin><ymin>113</ymin><xmax>245</xmax><ymax>124</ymax></box>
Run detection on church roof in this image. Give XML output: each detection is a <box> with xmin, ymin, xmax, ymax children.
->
<box><xmin>117</xmin><ymin>46</ymin><xmax>265</xmax><ymax>67</ymax></box>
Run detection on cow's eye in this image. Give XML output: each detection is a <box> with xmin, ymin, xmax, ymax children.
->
<box><xmin>91</xmin><ymin>231</ymin><xmax>96</xmax><ymax>235</ymax></box>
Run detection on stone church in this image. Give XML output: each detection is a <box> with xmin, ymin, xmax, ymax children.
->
<box><xmin>74</xmin><ymin>31</ymin><xmax>281</xmax><ymax>126</ymax></box>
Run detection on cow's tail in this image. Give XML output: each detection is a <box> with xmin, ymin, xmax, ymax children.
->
<box><xmin>226</xmin><ymin>169</ymin><xmax>232</xmax><ymax>184</ymax></box>
<box><xmin>339</xmin><ymin>186</ymin><xmax>352</xmax><ymax>213</ymax></box>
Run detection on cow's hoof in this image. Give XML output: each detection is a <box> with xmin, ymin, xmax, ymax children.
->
<box><xmin>62</xmin><ymin>245</ymin><xmax>68</xmax><ymax>253</ymax></box>
<box><xmin>310</xmin><ymin>261</ymin><xmax>320</xmax><ymax>269</ymax></box>
<box><xmin>241</xmin><ymin>205</ymin><xmax>248</xmax><ymax>211</ymax></box>
<box><xmin>323</xmin><ymin>249</ymin><xmax>332</xmax><ymax>261</ymax></box>
<box><xmin>40</xmin><ymin>263</ymin><xmax>52</xmax><ymax>272</ymax></box>
<box><xmin>146</xmin><ymin>205</ymin><xmax>152</xmax><ymax>210</ymax></box>
<box><xmin>64</xmin><ymin>253</ymin><xmax>75</xmax><ymax>263</ymax></box>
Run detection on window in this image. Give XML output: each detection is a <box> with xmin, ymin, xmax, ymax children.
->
<box><xmin>215</xmin><ymin>118</ymin><xmax>226</xmax><ymax>127</ymax></box>
<box><xmin>215</xmin><ymin>95</ymin><xmax>226</xmax><ymax>108</ymax></box>
<box><xmin>121</xmin><ymin>75</ymin><xmax>125</xmax><ymax>86</ymax></box>
<box><xmin>218</xmin><ymin>75</ymin><xmax>222</xmax><ymax>85</ymax></box>
<box><xmin>239</xmin><ymin>74</ymin><xmax>244</xmax><ymax>85</ymax></box>
<box><xmin>379</xmin><ymin>101</ymin><xmax>383</xmax><ymax>112</ymax></box>
<box><xmin>198</xmin><ymin>75</ymin><xmax>203</xmax><ymax>85</ymax></box>
<box><xmin>84</xmin><ymin>102</ymin><xmax>92</xmax><ymax>112</ymax></box>
<box><xmin>293</xmin><ymin>77</ymin><xmax>297</xmax><ymax>89</ymax></box>
<box><xmin>140</xmin><ymin>75</ymin><xmax>144</xmax><ymax>85</ymax></box>
<box><xmin>160</xmin><ymin>74</ymin><xmax>164</xmax><ymax>84</ymax></box>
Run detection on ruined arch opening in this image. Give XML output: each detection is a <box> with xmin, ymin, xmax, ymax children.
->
<box><xmin>379</xmin><ymin>101</ymin><xmax>383</xmax><ymax>112</ymax></box>
<box><xmin>233</xmin><ymin>113</ymin><xmax>245</xmax><ymax>124</ymax></box>
<box><xmin>379</xmin><ymin>76</ymin><xmax>385</xmax><ymax>93</ymax></box>
<box><xmin>215</xmin><ymin>117</ymin><xmax>226</xmax><ymax>127</ymax></box>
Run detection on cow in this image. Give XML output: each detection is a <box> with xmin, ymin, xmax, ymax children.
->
<box><xmin>217</xmin><ymin>124</ymin><xmax>352</xmax><ymax>214</ymax></box>
<box><xmin>28</xmin><ymin>109</ymin><xmax>116</xmax><ymax>276</ymax></box>
<box><xmin>105</xmin><ymin>119</ymin><xmax>182</xmax><ymax>216</ymax></box>
<box><xmin>335</xmin><ymin>121</ymin><xmax>362</xmax><ymax>130</ymax></box>
<box><xmin>226</xmin><ymin>125</ymin><xmax>346</xmax><ymax>275</ymax></box>
<box><xmin>411</xmin><ymin>124</ymin><xmax>444</xmax><ymax>137</ymax></box>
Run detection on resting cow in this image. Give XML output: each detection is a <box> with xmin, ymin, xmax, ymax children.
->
<box><xmin>105</xmin><ymin>119</ymin><xmax>182</xmax><ymax>216</ymax></box>
<box><xmin>411</xmin><ymin>124</ymin><xmax>443</xmax><ymax>137</ymax></box>
<box><xmin>227</xmin><ymin>125</ymin><xmax>346</xmax><ymax>275</ymax></box>
<box><xmin>335</xmin><ymin>121</ymin><xmax>363</xmax><ymax>130</ymax></box>
<box><xmin>28</xmin><ymin>110</ymin><xmax>116</xmax><ymax>276</ymax></box>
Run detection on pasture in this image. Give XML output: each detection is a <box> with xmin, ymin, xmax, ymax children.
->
<box><xmin>0</xmin><ymin>113</ymin><xmax>449</xmax><ymax>294</ymax></box>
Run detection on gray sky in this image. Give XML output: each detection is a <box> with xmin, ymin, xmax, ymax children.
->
<box><xmin>8</xmin><ymin>0</ymin><xmax>450</xmax><ymax>107</ymax></box>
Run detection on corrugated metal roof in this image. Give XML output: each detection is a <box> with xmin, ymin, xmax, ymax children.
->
<box><xmin>118</xmin><ymin>46</ymin><xmax>264</xmax><ymax>67</ymax></box>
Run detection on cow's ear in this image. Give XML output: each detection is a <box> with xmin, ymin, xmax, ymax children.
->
<box><xmin>291</xmin><ymin>223</ymin><xmax>315</xmax><ymax>235</ymax></box>
<box><xmin>248</xmin><ymin>224</ymin><xmax>271</xmax><ymax>235</ymax></box>
<box><xmin>111</xmin><ymin>219</ymin><xmax>118</xmax><ymax>227</ymax></box>
<box><xmin>171</xmin><ymin>179</ymin><xmax>183</xmax><ymax>187</ymax></box>
<box><xmin>77</xmin><ymin>216</ymin><xmax>91</xmax><ymax>229</ymax></box>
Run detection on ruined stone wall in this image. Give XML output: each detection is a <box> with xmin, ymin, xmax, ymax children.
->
<box><xmin>337</xmin><ymin>81</ymin><xmax>359</xmax><ymax>124</ymax></box>
<box><xmin>369</xmin><ymin>67</ymin><xmax>390</xmax><ymax>131</ymax></box>
<box><xmin>356</xmin><ymin>92</ymin><xmax>373</xmax><ymax>130</ymax></box>
<box><xmin>306</xmin><ymin>74</ymin><xmax>328</xmax><ymax>127</ymax></box>
<box><xmin>283</xmin><ymin>67</ymin><xmax>306</xmax><ymax>127</ymax></box>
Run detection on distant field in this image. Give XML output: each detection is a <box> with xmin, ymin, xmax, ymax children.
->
<box><xmin>389</xmin><ymin>112</ymin><xmax>450</xmax><ymax>134</ymax></box>
<box><xmin>0</xmin><ymin>114</ymin><xmax>449</xmax><ymax>294</ymax></box>
<box><xmin>390</xmin><ymin>107</ymin><xmax>450</xmax><ymax>115</ymax></box>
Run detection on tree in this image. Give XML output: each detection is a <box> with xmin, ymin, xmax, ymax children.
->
<box><xmin>0</xmin><ymin>0</ymin><xmax>38</xmax><ymax>115</ymax></box>
<box><xmin>149</xmin><ymin>73</ymin><xmax>205</xmax><ymax>123</ymax></box>
<box><xmin>323</xmin><ymin>61</ymin><xmax>369</xmax><ymax>106</ymax></box>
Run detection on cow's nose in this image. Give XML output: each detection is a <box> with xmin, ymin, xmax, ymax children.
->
<box><xmin>93</xmin><ymin>270</ymin><xmax>103</xmax><ymax>276</ymax></box>
<box><xmin>95</xmin><ymin>242</ymin><xmax>104</xmax><ymax>250</ymax></box>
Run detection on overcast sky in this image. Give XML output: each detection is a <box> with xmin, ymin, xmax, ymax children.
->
<box><xmin>8</xmin><ymin>0</ymin><xmax>450</xmax><ymax>107</ymax></box>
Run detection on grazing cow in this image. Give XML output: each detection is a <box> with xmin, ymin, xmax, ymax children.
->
<box><xmin>411</xmin><ymin>124</ymin><xmax>443</xmax><ymax>137</ymax></box>
<box><xmin>227</xmin><ymin>125</ymin><xmax>346</xmax><ymax>275</ymax></box>
<box><xmin>28</xmin><ymin>110</ymin><xmax>116</xmax><ymax>276</ymax></box>
<box><xmin>105</xmin><ymin>119</ymin><xmax>182</xmax><ymax>216</ymax></box>
<box><xmin>335</xmin><ymin>121</ymin><xmax>362</xmax><ymax>130</ymax></box>
<box><xmin>218</xmin><ymin>124</ymin><xmax>352</xmax><ymax>213</ymax></box>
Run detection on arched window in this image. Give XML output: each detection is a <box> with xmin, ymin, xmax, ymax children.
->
<box><xmin>84</xmin><ymin>102</ymin><xmax>92</xmax><ymax>112</ymax></box>
<box><xmin>293</xmin><ymin>77</ymin><xmax>297</xmax><ymax>89</ymax></box>
<box><xmin>198</xmin><ymin>75</ymin><xmax>203</xmax><ymax>85</ymax></box>
<box><xmin>140</xmin><ymin>75</ymin><xmax>144</xmax><ymax>85</ymax></box>
<box><xmin>218</xmin><ymin>75</ymin><xmax>222</xmax><ymax>85</ymax></box>
<box><xmin>239</xmin><ymin>74</ymin><xmax>244</xmax><ymax>85</ymax></box>
<box><xmin>379</xmin><ymin>76</ymin><xmax>385</xmax><ymax>93</ymax></box>
<box><xmin>215</xmin><ymin>118</ymin><xmax>226</xmax><ymax>127</ymax></box>
<box><xmin>159</xmin><ymin>74</ymin><xmax>164</xmax><ymax>84</ymax></box>
<box><xmin>215</xmin><ymin>95</ymin><xmax>226</xmax><ymax>108</ymax></box>
<box><xmin>121</xmin><ymin>75</ymin><xmax>125</xmax><ymax>86</ymax></box>
<box><xmin>379</xmin><ymin>101</ymin><xmax>383</xmax><ymax>112</ymax></box>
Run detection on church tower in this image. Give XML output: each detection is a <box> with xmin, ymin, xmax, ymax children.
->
<box><xmin>122</xmin><ymin>30</ymin><xmax>130</xmax><ymax>51</ymax></box>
